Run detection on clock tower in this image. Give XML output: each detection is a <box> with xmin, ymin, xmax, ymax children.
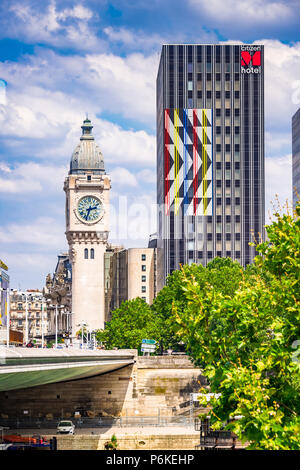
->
<box><xmin>64</xmin><ymin>118</ymin><xmax>111</xmax><ymax>338</ymax></box>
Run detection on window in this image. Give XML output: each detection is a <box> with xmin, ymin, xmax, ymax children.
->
<box><xmin>90</xmin><ymin>248</ymin><xmax>94</xmax><ymax>259</ymax></box>
<box><xmin>84</xmin><ymin>248</ymin><xmax>88</xmax><ymax>259</ymax></box>
<box><xmin>141</xmin><ymin>254</ymin><xmax>146</xmax><ymax>261</ymax></box>
<box><xmin>142</xmin><ymin>265</ymin><xmax>146</xmax><ymax>272</ymax></box>
<box><xmin>142</xmin><ymin>286</ymin><xmax>146</xmax><ymax>293</ymax></box>
<box><xmin>141</xmin><ymin>275</ymin><xmax>146</xmax><ymax>282</ymax></box>
<box><xmin>87</xmin><ymin>175</ymin><xmax>91</xmax><ymax>181</ymax></box>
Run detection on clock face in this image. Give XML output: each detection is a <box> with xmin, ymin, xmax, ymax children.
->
<box><xmin>77</xmin><ymin>196</ymin><xmax>102</xmax><ymax>222</ymax></box>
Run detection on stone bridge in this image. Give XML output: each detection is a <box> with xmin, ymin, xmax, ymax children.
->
<box><xmin>0</xmin><ymin>349</ymin><xmax>206</xmax><ymax>419</ymax></box>
<box><xmin>0</xmin><ymin>347</ymin><xmax>135</xmax><ymax>391</ymax></box>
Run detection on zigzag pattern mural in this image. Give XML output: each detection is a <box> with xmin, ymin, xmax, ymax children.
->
<box><xmin>164</xmin><ymin>108</ymin><xmax>213</xmax><ymax>216</ymax></box>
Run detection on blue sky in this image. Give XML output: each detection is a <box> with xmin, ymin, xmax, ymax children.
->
<box><xmin>0</xmin><ymin>0</ymin><xmax>299</xmax><ymax>289</ymax></box>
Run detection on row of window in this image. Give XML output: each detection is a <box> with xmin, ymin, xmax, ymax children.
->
<box><xmin>84</xmin><ymin>248</ymin><xmax>95</xmax><ymax>259</ymax></box>
<box><xmin>189</xmin><ymin>90</ymin><xmax>240</xmax><ymax>100</ymax></box>
<box><xmin>190</xmin><ymin>251</ymin><xmax>241</xmax><ymax>258</ymax></box>
<box><xmin>84</xmin><ymin>251</ymin><xmax>148</xmax><ymax>261</ymax></box>
<box><xmin>16</xmin><ymin>303</ymin><xmax>41</xmax><ymax>309</ymax></box>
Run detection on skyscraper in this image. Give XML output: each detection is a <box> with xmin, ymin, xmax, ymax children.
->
<box><xmin>292</xmin><ymin>107</ymin><xmax>300</xmax><ymax>209</ymax></box>
<box><xmin>156</xmin><ymin>44</ymin><xmax>265</xmax><ymax>287</ymax></box>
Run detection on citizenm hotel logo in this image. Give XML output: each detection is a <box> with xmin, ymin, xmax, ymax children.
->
<box><xmin>241</xmin><ymin>45</ymin><xmax>262</xmax><ymax>74</ymax></box>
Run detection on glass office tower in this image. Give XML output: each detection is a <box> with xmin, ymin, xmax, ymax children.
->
<box><xmin>156</xmin><ymin>44</ymin><xmax>265</xmax><ymax>287</ymax></box>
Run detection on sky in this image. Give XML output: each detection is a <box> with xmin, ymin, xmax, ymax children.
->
<box><xmin>0</xmin><ymin>0</ymin><xmax>299</xmax><ymax>289</ymax></box>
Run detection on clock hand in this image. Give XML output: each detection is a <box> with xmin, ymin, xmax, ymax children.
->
<box><xmin>85</xmin><ymin>207</ymin><xmax>92</xmax><ymax>220</ymax></box>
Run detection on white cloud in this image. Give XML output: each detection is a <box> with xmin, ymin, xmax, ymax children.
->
<box><xmin>0</xmin><ymin>161</ymin><xmax>67</xmax><ymax>193</ymax></box>
<box><xmin>0</xmin><ymin>48</ymin><xmax>156</xmax><ymax>166</ymax></box>
<box><xmin>110</xmin><ymin>167</ymin><xmax>138</xmax><ymax>187</ymax></box>
<box><xmin>189</xmin><ymin>0</ymin><xmax>293</xmax><ymax>24</ymax></box>
<box><xmin>86</xmin><ymin>52</ymin><xmax>158</xmax><ymax>123</ymax></box>
<box><xmin>8</xmin><ymin>1</ymin><xmax>102</xmax><ymax>51</ymax></box>
<box><xmin>2</xmin><ymin>251</ymin><xmax>56</xmax><ymax>270</ymax></box>
<box><xmin>104</xmin><ymin>26</ymin><xmax>165</xmax><ymax>52</ymax></box>
<box><xmin>98</xmin><ymin>122</ymin><xmax>155</xmax><ymax>167</ymax></box>
<box><xmin>262</xmin><ymin>40</ymin><xmax>300</xmax><ymax>133</ymax></box>
<box><xmin>265</xmin><ymin>131</ymin><xmax>291</xmax><ymax>155</ymax></box>
<box><xmin>265</xmin><ymin>154</ymin><xmax>293</xmax><ymax>218</ymax></box>
<box><xmin>1</xmin><ymin>250</ymin><xmax>59</xmax><ymax>289</ymax></box>
<box><xmin>136</xmin><ymin>169</ymin><xmax>156</xmax><ymax>184</ymax></box>
<box><xmin>0</xmin><ymin>217</ymin><xmax>65</xmax><ymax>247</ymax></box>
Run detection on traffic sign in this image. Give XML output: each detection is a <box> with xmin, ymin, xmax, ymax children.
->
<box><xmin>142</xmin><ymin>339</ymin><xmax>156</xmax><ymax>344</ymax></box>
<box><xmin>141</xmin><ymin>344</ymin><xmax>156</xmax><ymax>352</ymax></box>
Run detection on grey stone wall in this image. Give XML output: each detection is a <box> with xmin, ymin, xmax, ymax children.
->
<box><xmin>0</xmin><ymin>355</ymin><xmax>206</xmax><ymax>419</ymax></box>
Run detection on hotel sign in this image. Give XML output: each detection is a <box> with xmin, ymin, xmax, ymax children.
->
<box><xmin>241</xmin><ymin>45</ymin><xmax>262</xmax><ymax>74</ymax></box>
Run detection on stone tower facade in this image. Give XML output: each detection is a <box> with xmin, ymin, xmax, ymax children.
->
<box><xmin>64</xmin><ymin>118</ymin><xmax>111</xmax><ymax>338</ymax></box>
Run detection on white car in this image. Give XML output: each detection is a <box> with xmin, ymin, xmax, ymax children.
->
<box><xmin>57</xmin><ymin>420</ymin><xmax>75</xmax><ymax>435</ymax></box>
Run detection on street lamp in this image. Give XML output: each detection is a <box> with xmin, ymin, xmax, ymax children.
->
<box><xmin>63</xmin><ymin>311</ymin><xmax>72</xmax><ymax>342</ymax></box>
<box><xmin>41</xmin><ymin>297</ymin><xmax>46</xmax><ymax>348</ymax></box>
<box><xmin>46</xmin><ymin>300</ymin><xmax>64</xmax><ymax>348</ymax></box>
<box><xmin>77</xmin><ymin>321</ymin><xmax>88</xmax><ymax>349</ymax></box>
<box><xmin>23</xmin><ymin>292</ymin><xmax>29</xmax><ymax>346</ymax></box>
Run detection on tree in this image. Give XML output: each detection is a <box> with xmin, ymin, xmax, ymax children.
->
<box><xmin>96</xmin><ymin>297</ymin><xmax>160</xmax><ymax>352</ymax></box>
<box><xmin>173</xmin><ymin>204</ymin><xmax>300</xmax><ymax>449</ymax></box>
<box><xmin>152</xmin><ymin>257</ymin><xmax>252</xmax><ymax>353</ymax></box>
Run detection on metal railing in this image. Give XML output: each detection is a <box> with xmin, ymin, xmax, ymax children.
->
<box><xmin>194</xmin><ymin>418</ymin><xmax>238</xmax><ymax>450</ymax></box>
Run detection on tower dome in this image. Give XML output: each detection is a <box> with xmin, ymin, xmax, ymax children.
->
<box><xmin>70</xmin><ymin>118</ymin><xmax>105</xmax><ymax>174</ymax></box>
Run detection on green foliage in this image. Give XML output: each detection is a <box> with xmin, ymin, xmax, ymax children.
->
<box><xmin>152</xmin><ymin>257</ymin><xmax>254</xmax><ymax>353</ymax></box>
<box><xmin>96</xmin><ymin>298</ymin><xmax>160</xmax><ymax>353</ymax></box>
<box><xmin>104</xmin><ymin>434</ymin><xmax>118</xmax><ymax>450</ymax></box>
<box><xmin>174</xmin><ymin>204</ymin><xmax>300</xmax><ymax>449</ymax></box>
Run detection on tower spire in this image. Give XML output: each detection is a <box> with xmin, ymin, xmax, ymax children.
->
<box><xmin>81</xmin><ymin>116</ymin><xmax>93</xmax><ymax>139</ymax></box>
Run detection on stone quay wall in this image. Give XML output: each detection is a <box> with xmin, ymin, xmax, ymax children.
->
<box><xmin>0</xmin><ymin>355</ymin><xmax>207</xmax><ymax>419</ymax></box>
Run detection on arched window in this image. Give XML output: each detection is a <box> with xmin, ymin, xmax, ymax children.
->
<box><xmin>84</xmin><ymin>248</ymin><xmax>88</xmax><ymax>259</ymax></box>
<box><xmin>90</xmin><ymin>248</ymin><xmax>95</xmax><ymax>259</ymax></box>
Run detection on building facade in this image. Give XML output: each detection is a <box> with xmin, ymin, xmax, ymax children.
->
<box><xmin>44</xmin><ymin>252</ymin><xmax>72</xmax><ymax>339</ymax></box>
<box><xmin>157</xmin><ymin>44</ymin><xmax>265</xmax><ymax>285</ymax></box>
<box><xmin>292</xmin><ymin>107</ymin><xmax>300</xmax><ymax>209</ymax></box>
<box><xmin>9</xmin><ymin>290</ymin><xmax>48</xmax><ymax>343</ymax></box>
<box><xmin>105</xmin><ymin>248</ymin><xmax>157</xmax><ymax>322</ymax></box>
<box><xmin>64</xmin><ymin>118</ymin><xmax>111</xmax><ymax>336</ymax></box>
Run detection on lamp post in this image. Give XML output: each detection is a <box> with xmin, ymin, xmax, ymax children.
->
<box><xmin>55</xmin><ymin>304</ymin><xmax>64</xmax><ymax>348</ymax></box>
<box><xmin>6</xmin><ymin>289</ymin><xmax>10</xmax><ymax>348</ymax></box>
<box><xmin>55</xmin><ymin>304</ymin><xmax>58</xmax><ymax>348</ymax></box>
<box><xmin>63</xmin><ymin>311</ymin><xmax>72</xmax><ymax>345</ymax></box>
<box><xmin>46</xmin><ymin>300</ymin><xmax>64</xmax><ymax>348</ymax></box>
<box><xmin>41</xmin><ymin>297</ymin><xmax>45</xmax><ymax>348</ymax></box>
<box><xmin>24</xmin><ymin>292</ymin><xmax>29</xmax><ymax>345</ymax></box>
<box><xmin>77</xmin><ymin>321</ymin><xmax>88</xmax><ymax>349</ymax></box>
